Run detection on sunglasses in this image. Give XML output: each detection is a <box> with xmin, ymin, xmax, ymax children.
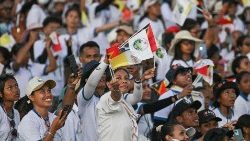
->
<box><xmin>10</xmin><ymin>119</ymin><xmax>17</xmax><ymax>137</ymax></box>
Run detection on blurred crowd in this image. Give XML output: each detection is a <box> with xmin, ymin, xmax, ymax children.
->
<box><xmin>0</xmin><ymin>0</ymin><xmax>250</xmax><ymax>141</ymax></box>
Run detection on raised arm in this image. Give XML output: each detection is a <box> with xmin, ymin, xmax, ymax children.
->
<box><xmin>125</xmin><ymin>68</ymin><xmax>155</xmax><ymax>105</ymax></box>
<box><xmin>44</xmin><ymin>39</ymin><xmax>57</xmax><ymax>73</ymax></box>
<box><xmin>13</xmin><ymin>31</ymin><xmax>38</xmax><ymax>70</ymax></box>
<box><xmin>139</xmin><ymin>84</ymin><xmax>193</xmax><ymax>115</ymax></box>
<box><xmin>62</xmin><ymin>70</ymin><xmax>82</xmax><ymax>106</ymax></box>
<box><xmin>83</xmin><ymin>60</ymin><xmax>108</xmax><ymax>100</ymax></box>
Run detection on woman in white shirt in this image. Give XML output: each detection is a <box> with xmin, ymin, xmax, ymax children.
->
<box><xmin>18</xmin><ymin>76</ymin><xmax>79</xmax><ymax>141</ymax></box>
<box><xmin>212</xmin><ymin>81</ymin><xmax>240</xmax><ymax>127</ymax></box>
<box><xmin>96</xmin><ymin>67</ymin><xmax>154</xmax><ymax>141</ymax></box>
<box><xmin>0</xmin><ymin>74</ymin><xmax>20</xmax><ymax>141</ymax></box>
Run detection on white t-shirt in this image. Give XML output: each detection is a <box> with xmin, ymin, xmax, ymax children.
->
<box><xmin>18</xmin><ymin>110</ymin><xmax>62</xmax><ymax>141</ymax></box>
<box><xmin>212</xmin><ymin>108</ymin><xmax>238</xmax><ymax>127</ymax></box>
<box><xmin>61</xmin><ymin>104</ymin><xmax>83</xmax><ymax>141</ymax></box>
<box><xmin>26</xmin><ymin>4</ymin><xmax>46</xmax><ymax>29</ymax></box>
<box><xmin>234</xmin><ymin>93</ymin><xmax>250</xmax><ymax>117</ymax></box>
<box><xmin>14</xmin><ymin>62</ymin><xmax>46</xmax><ymax>98</ymax></box>
<box><xmin>0</xmin><ymin>106</ymin><xmax>20</xmax><ymax>141</ymax></box>
<box><xmin>96</xmin><ymin>91</ymin><xmax>139</xmax><ymax>141</ymax></box>
<box><xmin>77</xmin><ymin>89</ymin><xmax>100</xmax><ymax>141</ymax></box>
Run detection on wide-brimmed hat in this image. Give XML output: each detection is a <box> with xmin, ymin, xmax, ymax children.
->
<box><xmin>168</xmin><ymin>30</ymin><xmax>202</xmax><ymax>58</ymax></box>
<box><xmin>26</xmin><ymin>76</ymin><xmax>56</xmax><ymax>96</ymax></box>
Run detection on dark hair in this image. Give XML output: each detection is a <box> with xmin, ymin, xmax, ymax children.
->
<box><xmin>42</xmin><ymin>16</ymin><xmax>62</xmax><ymax>27</ymax></box>
<box><xmin>171</xmin><ymin>40</ymin><xmax>195</xmax><ymax>65</ymax></box>
<box><xmin>65</xmin><ymin>4</ymin><xmax>81</xmax><ymax>18</ymax></box>
<box><xmin>237</xmin><ymin>35</ymin><xmax>250</xmax><ymax>47</ymax></box>
<box><xmin>20</xmin><ymin>1</ymin><xmax>38</xmax><ymax>15</ymax></box>
<box><xmin>235</xmin><ymin>114</ymin><xmax>250</xmax><ymax>136</ymax></box>
<box><xmin>79</xmin><ymin>41</ymin><xmax>100</xmax><ymax>55</ymax></box>
<box><xmin>106</xmin><ymin>67</ymin><xmax>130</xmax><ymax>82</ymax></box>
<box><xmin>0</xmin><ymin>46</ymin><xmax>11</xmax><ymax>65</ymax></box>
<box><xmin>160</xmin><ymin>123</ymin><xmax>179</xmax><ymax>141</ymax></box>
<box><xmin>0</xmin><ymin>74</ymin><xmax>17</xmax><ymax>103</ymax></box>
<box><xmin>14</xmin><ymin>95</ymin><xmax>33</xmax><ymax>119</ymax></box>
<box><xmin>207</xmin><ymin>45</ymin><xmax>219</xmax><ymax>59</ymax></box>
<box><xmin>182</xmin><ymin>18</ymin><xmax>199</xmax><ymax>31</ymax></box>
<box><xmin>213</xmin><ymin>81</ymin><xmax>240</xmax><ymax>108</ymax></box>
<box><xmin>236</xmin><ymin>71</ymin><xmax>250</xmax><ymax>84</ymax></box>
<box><xmin>11</xmin><ymin>43</ymin><xmax>24</xmax><ymax>56</ymax></box>
<box><xmin>162</xmin><ymin>32</ymin><xmax>174</xmax><ymax>50</ymax></box>
<box><xmin>95</xmin><ymin>0</ymin><xmax>113</xmax><ymax>16</ymax></box>
<box><xmin>231</xmin><ymin>56</ymin><xmax>248</xmax><ymax>75</ymax></box>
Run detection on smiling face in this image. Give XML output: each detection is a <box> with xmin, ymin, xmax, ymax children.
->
<box><xmin>0</xmin><ymin>79</ymin><xmax>20</xmax><ymax>102</ymax></box>
<box><xmin>29</xmin><ymin>85</ymin><xmax>53</xmax><ymax>109</ymax></box>
<box><xmin>114</xmin><ymin>69</ymin><xmax>130</xmax><ymax>94</ymax></box>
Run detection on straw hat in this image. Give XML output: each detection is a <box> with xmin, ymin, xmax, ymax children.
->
<box><xmin>168</xmin><ymin>30</ymin><xmax>202</xmax><ymax>58</ymax></box>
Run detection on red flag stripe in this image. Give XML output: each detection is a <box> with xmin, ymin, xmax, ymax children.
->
<box><xmin>147</xmin><ymin>24</ymin><xmax>157</xmax><ymax>52</ymax></box>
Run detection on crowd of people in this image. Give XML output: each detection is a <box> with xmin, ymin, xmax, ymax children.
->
<box><xmin>0</xmin><ymin>0</ymin><xmax>250</xmax><ymax>141</ymax></box>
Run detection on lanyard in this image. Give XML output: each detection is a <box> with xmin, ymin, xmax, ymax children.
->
<box><xmin>32</xmin><ymin>109</ymin><xmax>50</xmax><ymax>130</ymax></box>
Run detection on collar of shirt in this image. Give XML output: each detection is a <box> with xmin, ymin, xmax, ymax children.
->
<box><xmin>240</xmin><ymin>92</ymin><xmax>249</xmax><ymax>101</ymax></box>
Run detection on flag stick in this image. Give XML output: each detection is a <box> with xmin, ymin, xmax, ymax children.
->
<box><xmin>153</xmin><ymin>56</ymin><xmax>156</xmax><ymax>69</ymax></box>
<box><xmin>109</xmin><ymin>65</ymin><xmax>115</xmax><ymax>78</ymax></box>
<box><xmin>192</xmin><ymin>74</ymin><xmax>202</xmax><ymax>86</ymax></box>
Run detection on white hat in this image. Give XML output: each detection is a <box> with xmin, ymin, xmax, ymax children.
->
<box><xmin>26</xmin><ymin>76</ymin><xmax>56</xmax><ymax>96</ymax></box>
<box><xmin>168</xmin><ymin>30</ymin><xmax>202</xmax><ymax>58</ymax></box>
<box><xmin>143</xmin><ymin>0</ymin><xmax>159</xmax><ymax>11</ymax></box>
<box><xmin>116</xmin><ymin>25</ymin><xmax>134</xmax><ymax>35</ymax></box>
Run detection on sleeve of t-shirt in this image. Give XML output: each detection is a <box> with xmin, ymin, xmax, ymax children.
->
<box><xmin>124</xmin><ymin>82</ymin><xmax>143</xmax><ymax>105</ymax></box>
<box><xmin>18</xmin><ymin>119</ymin><xmax>42</xmax><ymax>141</ymax></box>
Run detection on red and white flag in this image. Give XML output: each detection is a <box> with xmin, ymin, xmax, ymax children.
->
<box><xmin>194</xmin><ymin>59</ymin><xmax>214</xmax><ymax>86</ymax></box>
<box><xmin>49</xmin><ymin>32</ymin><xmax>62</xmax><ymax>54</ymax></box>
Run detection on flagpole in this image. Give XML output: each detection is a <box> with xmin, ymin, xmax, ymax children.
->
<box><xmin>153</xmin><ymin>56</ymin><xmax>156</xmax><ymax>69</ymax></box>
<box><xmin>109</xmin><ymin>65</ymin><xmax>115</xmax><ymax>79</ymax></box>
<box><xmin>192</xmin><ymin>74</ymin><xmax>202</xmax><ymax>86</ymax></box>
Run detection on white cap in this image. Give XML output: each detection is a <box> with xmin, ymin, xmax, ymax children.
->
<box><xmin>144</xmin><ymin>0</ymin><xmax>159</xmax><ymax>11</ymax></box>
<box><xmin>26</xmin><ymin>76</ymin><xmax>56</xmax><ymax>96</ymax></box>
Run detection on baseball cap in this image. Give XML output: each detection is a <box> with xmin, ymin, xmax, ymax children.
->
<box><xmin>204</xmin><ymin>128</ymin><xmax>234</xmax><ymax>141</ymax></box>
<box><xmin>165</xmin><ymin>65</ymin><xmax>192</xmax><ymax>82</ymax></box>
<box><xmin>171</xmin><ymin>99</ymin><xmax>201</xmax><ymax>118</ymax></box>
<box><xmin>116</xmin><ymin>25</ymin><xmax>134</xmax><ymax>35</ymax></box>
<box><xmin>26</xmin><ymin>76</ymin><xmax>56</xmax><ymax>96</ymax></box>
<box><xmin>198</xmin><ymin>109</ymin><xmax>222</xmax><ymax>124</ymax></box>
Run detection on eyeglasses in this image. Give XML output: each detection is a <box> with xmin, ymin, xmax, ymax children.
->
<box><xmin>10</xmin><ymin>119</ymin><xmax>17</xmax><ymax>137</ymax></box>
